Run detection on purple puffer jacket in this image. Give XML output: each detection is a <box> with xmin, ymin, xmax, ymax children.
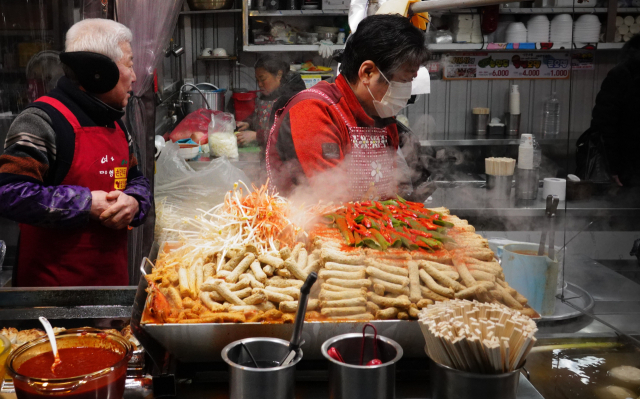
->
<box><xmin>0</xmin><ymin>175</ymin><xmax>151</xmax><ymax>229</ymax></box>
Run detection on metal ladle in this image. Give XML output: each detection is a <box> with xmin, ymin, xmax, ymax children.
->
<box><xmin>38</xmin><ymin>317</ymin><xmax>61</xmax><ymax>374</ymax></box>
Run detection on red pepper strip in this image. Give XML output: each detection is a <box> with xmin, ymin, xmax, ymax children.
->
<box><xmin>385</xmin><ymin>216</ymin><xmax>394</xmax><ymax>228</ymax></box>
<box><xmin>362</xmin><ymin>217</ymin><xmax>372</xmax><ymax>228</ymax></box>
<box><xmin>345</xmin><ymin>212</ymin><xmax>356</xmax><ymax>231</ymax></box>
<box><xmin>401</xmin><ymin>226</ymin><xmax>418</xmax><ymax>242</ymax></box>
<box><xmin>353</xmin><ymin>224</ymin><xmax>372</xmax><ymax>237</ymax></box>
<box><xmin>336</xmin><ymin>218</ymin><xmax>355</xmax><ymax>245</ymax></box>
<box><xmin>392</xmin><ymin>227</ymin><xmax>415</xmax><ymax>241</ymax></box>
<box><xmin>379</xmin><ymin>228</ymin><xmax>393</xmax><ymax>243</ymax></box>
<box><xmin>354</xmin><ymin>205</ymin><xmax>380</xmax><ymax>219</ymax></box>
<box><xmin>374</xmin><ymin>201</ymin><xmax>384</xmax><ymax>211</ymax></box>
<box><xmin>408</xmin><ymin>228</ymin><xmax>432</xmax><ymax>239</ymax></box>
<box><xmin>354</xmin><ymin>232</ymin><xmax>362</xmax><ymax>246</ymax></box>
<box><xmin>401</xmin><ymin>210</ymin><xmax>419</xmax><ymax>219</ymax></box>
<box><xmin>419</xmin><ymin>219</ymin><xmax>439</xmax><ymax>231</ymax></box>
<box><xmin>387</xmin><ymin>204</ymin><xmax>399</xmax><ymax>213</ymax></box>
<box><xmin>397</xmin><ymin>202</ymin><xmax>407</xmax><ymax>210</ymax></box>
<box><xmin>360</xmin><ymin>201</ymin><xmax>372</xmax><ymax>206</ymax></box>
<box><xmin>406</xmin><ymin>200</ymin><xmax>426</xmax><ymax>208</ymax></box>
<box><xmin>367</xmin><ymin>207</ymin><xmax>384</xmax><ymax>217</ymax></box>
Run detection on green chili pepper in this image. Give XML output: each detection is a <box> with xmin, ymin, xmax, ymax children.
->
<box><xmin>355</xmin><ymin>215</ymin><xmax>364</xmax><ymax>223</ymax></box>
<box><xmin>433</xmin><ymin>219</ymin><xmax>455</xmax><ymax>228</ymax></box>
<box><xmin>354</xmin><ymin>231</ymin><xmax>362</xmax><ymax>246</ymax></box>
<box><xmin>336</xmin><ymin>218</ymin><xmax>355</xmax><ymax>245</ymax></box>
<box><xmin>362</xmin><ymin>236</ymin><xmax>382</xmax><ymax>250</ymax></box>
<box><xmin>399</xmin><ymin>237</ymin><xmax>419</xmax><ymax>251</ymax></box>
<box><xmin>371</xmin><ymin>230</ymin><xmax>389</xmax><ymax>251</ymax></box>
<box><xmin>416</xmin><ymin>237</ymin><xmax>435</xmax><ymax>252</ymax></box>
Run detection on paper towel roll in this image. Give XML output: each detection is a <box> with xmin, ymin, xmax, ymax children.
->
<box><xmin>543</xmin><ymin>177</ymin><xmax>567</xmax><ymax>201</ymax></box>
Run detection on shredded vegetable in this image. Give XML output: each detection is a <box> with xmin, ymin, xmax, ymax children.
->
<box><xmin>208</xmin><ymin>132</ymin><xmax>238</xmax><ymax>158</ymax></box>
<box><xmin>158</xmin><ymin>182</ymin><xmax>301</xmax><ymax>272</ymax></box>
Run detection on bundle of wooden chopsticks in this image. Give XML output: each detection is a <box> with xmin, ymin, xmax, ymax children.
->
<box><xmin>418</xmin><ymin>299</ymin><xmax>537</xmax><ymax>374</ymax></box>
<box><xmin>485</xmin><ymin>157</ymin><xmax>516</xmax><ymax>176</ymax></box>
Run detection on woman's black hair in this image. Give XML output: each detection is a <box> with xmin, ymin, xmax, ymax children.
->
<box><xmin>620</xmin><ymin>33</ymin><xmax>640</xmax><ymax>64</ymax></box>
<box><xmin>336</xmin><ymin>14</ymin><xmax>429</xmax><ymax>83</ymax></box>
<box><xmin>255</xmin><ymin>55</ymin><xmax>289</xmax><ymax>77</ymax></box>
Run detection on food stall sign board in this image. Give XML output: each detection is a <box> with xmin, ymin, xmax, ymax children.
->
<box><xmin>443</xmin><ymin>52</ymin><xmax>571</xmax><ymax>80</ymax></box>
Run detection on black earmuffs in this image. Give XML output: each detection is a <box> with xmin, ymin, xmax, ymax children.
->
<box><xmin>59</xmin><ymin>51</ymin><xmax>120</xmax><ymax>94</ymax></box>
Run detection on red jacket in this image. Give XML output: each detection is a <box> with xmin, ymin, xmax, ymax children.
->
<box><xmin>268</xmin><ymin>74</ymin><xmax>399</xmax><ymax>195</ymax></box>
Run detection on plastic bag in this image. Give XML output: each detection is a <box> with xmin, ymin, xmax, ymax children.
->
<box><xmin>167</xmin><ymin>108</ymin><xmax>222</xmax><ymax>145</ymax></box>
<box><xmin>208</xmin><ymin>112</ymin><xmax>239</xmax><ymax>158</ymax></box>
<box><xmin>575</xmin><ymin>127</ymin><xmax>611</xmax><ymax>182</ymax></box>
<box><xmin>154</xmin><ymin>141</ymin><xmax>248</xmax><ymax>242</ymax></box>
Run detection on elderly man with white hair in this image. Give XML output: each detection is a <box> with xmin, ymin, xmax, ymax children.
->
<box><xmin>0</xmin><ymin>19</ymin><xmax>152</xmax><ymax>287</ymax></box>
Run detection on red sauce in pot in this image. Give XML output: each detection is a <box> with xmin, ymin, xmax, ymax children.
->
<box><xmin>17</xmin><ymin>348</ymin><xmax>124</xmax><ymax>379</ymax></box>
<box><xmin>14</xmin><ymin>347</ymin><xmax>127</xmax><ymax>399</ymax></box>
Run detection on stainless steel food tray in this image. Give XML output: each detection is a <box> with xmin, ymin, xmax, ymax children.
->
<box><xmin>142</xmin><ymin>319</ymin><xmax>426</xmax><ymax>362</ymax></box>
<box><xmin>538</xmin><ymin>282</ymin><xmax>595</xmax><ymax>322</ymax></box>
<box><xmin>133</xmin><ymin>243</ymin><xmax>428</xmax><ymax>363</ymax></box>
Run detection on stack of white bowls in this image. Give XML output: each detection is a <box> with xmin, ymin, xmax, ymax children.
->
<box><xmin>494</xmin><ymin>15</ymin><xmax>516</xmax><ymax>42</ymax></box>
<box><xmin>550</xmin><ymin>14</ymin><xmax>573</xmax><ymax>43</ymax></box>
<box><xmin>573</xmin><ymin>14</ymin><xmax>601</xmax><ymax>42</ymax></box>
<box><xmin>527</xmin><ymin>15</ymin><xmax>550</xmax><ymax>42</ymax></box>
<box><xmin>505</xmin><ymin>22</ymin><xmax>528</xmax><ymax>43</ymax></box>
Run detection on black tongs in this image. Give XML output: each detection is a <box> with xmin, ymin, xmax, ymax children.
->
<box><xmin>538</xmin><ymin>195</ymin><xmax>559</xmax><ymax>258</ymax></box>
<box><xmin>279</xmin><ymin>272</ymin><xmax>318</xmax><ymax>366</ymax></box>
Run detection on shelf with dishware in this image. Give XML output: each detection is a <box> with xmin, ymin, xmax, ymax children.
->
<box><xmin>443</xmin><ymin>7</ymin><xmax>640</xmax><ymax>14</ymax></box>
<box><xmin>248</xmin><ymin>9</ymin><xmax>348</xmax><ymax>16</ymax></box>
<box><xmin>425</xmin><ymin>42</ymin><xmax>626</xmax><ymax>51</ymax></box>
<box><xmin>243</xmin><ymin>44</ymin><xmax>344</xmax><ymax>51</ymax></box>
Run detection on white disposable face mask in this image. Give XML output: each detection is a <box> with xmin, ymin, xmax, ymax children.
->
<box><xmin>367</xmin><ymin>69</ymin><xmax>413</xmax><ymax>118</ymax></box>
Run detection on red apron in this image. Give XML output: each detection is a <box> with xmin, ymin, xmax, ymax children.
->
<box><xmin>17</xmin><ymin>96</ymin><xmax>130</xmax><ymax>287</ymax></box>
<box><xmin>266</xmin><ymin>85</ymin><xmax>396</xmax><ymax>201</ymax></box>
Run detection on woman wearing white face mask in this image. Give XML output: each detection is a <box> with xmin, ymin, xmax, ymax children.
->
<box><xmin>266</xmin><ymin>14</ymin><xmax>429</xmax><ymax>200</ymax></box>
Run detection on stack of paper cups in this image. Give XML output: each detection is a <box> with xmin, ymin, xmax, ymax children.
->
<box><xmin>510</xmin><ymin>85</ymin><xmax>520</xmax><ymax>115</ymax></box>
<box><xmin>518</xmin><ymin>134</ymin><xmax>534</xmax><ymax>170</ymax></box>
<box><xmin>543</xmin><ymin>178</ymin><xmax>567</xmax><ymax>201</ymax></box>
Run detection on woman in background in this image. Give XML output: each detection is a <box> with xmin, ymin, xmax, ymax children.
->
<box><xmin>236</xmin><ymin>56</ymin><xmax>306</xmax><ymax>155</ymax></box>
<box><xmin>582</xmin><ymin>33</ymin><xmax>640</xmax><ymax>186</ymax></box>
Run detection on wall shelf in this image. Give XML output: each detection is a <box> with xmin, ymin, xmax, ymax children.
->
<box><xmin>179</xmin><ymin>9</ymin><xmax>242</xmax><ymax>15</ymax></box>
<box><xmin>420</xmin><ymin>138</ymin><xmax>574</xmax><ymax>146</ymax></box>
<box><xmin>428</xmin><ymin>42</ymin><xmax>573</xmax><ymax>51</ymax></box>
<box><xmin>243</xmin><ymin>44</ymin><xmax>344</xmax><ymax>52</ymax></box>
<box><xmin>248</xmin><ymin>10</ymin><xmax>348</xmax><ymax>16</ymax></box>
<box><xmin>196</xmin><ymin>56</ymin><xmax>238</xmax><ymax>61</ymax></box>
<box><xmin>428</xmin><ymin>42</ymin><xmax>624</xmax><ymax>51</ymax></box>
<box><xmin>444</xmin><ymin>7</ymin><xmax>640</xmax><ymax>13</ymax></box>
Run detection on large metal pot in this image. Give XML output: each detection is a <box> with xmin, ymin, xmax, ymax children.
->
<box><xmin>181</xmin><ymin>83</ymin><xmax>226</xmax><ymax>115</ymax></box>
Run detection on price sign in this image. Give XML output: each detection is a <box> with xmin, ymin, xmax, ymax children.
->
<box><xmin>443</xmin><ymin>52</ymin><xmax>571</xmax><ymax>80</ymax></box>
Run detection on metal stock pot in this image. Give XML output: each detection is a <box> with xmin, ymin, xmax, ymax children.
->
<box><xmin>180</xmin><ymin>83</ymin><xmax>226</xmax><ymax>114</ymax></box>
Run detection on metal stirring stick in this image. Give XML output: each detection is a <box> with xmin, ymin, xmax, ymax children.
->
<box><xmin>547</xmin><ymin>196</ymin><xmax>559</xmax><ymax>260</ymax></box>
<box><xmin>279</xmin><ymin>272</ymin><xmax>318</xmax><ymax>366</ymax></box>
<box><xmin>538</xmin><ymin>195</ymin><xmax>553</xmax><ymax>256</ymax></box>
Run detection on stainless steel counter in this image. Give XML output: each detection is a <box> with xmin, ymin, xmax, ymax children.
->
<box><xmin>537</xmin><ymin>254</ymin><xmax>640</xmax><ymax>336</ymax></box>
<box><xmin>427</xmin><ymin>182</ymin><xmax>640</xmax><ymax>219</ymax></box>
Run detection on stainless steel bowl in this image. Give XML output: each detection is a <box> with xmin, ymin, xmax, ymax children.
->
<box><xmin>187</xmin><ymin>0</ymin><xmax>234</xmax><ymax>10</ymax></box>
